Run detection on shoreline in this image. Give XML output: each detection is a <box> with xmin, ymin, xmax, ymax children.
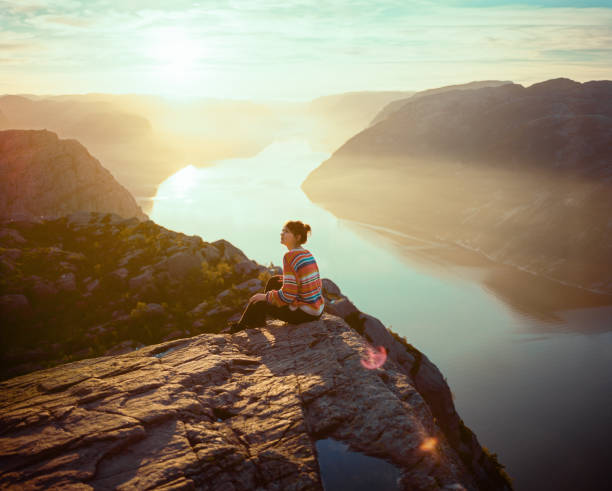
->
<box><xmin>342</xmin><ymin>218</ymin><xmax>612</xmax><ymax>325</ymax></box>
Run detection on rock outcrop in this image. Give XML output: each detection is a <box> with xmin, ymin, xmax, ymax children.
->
<box><xmin>0</xmin><ymin>314</ymin><xmax>511</xmax><ymax>490</ymax></box>
<box><xmin>302</xmin><ymin>78</ymin><xmax>612</xmax><ymax>294</ymax></box>
<box><xmin>0</xmin><ymin>130</ymin><xmax>147</xmax><ymax>221</ymax></box>
<box><xmin>0</xmin><ymin>210</ymin><xmax>512</xmax><ymax>488</ymax></box>
<box><xmin>0</xmin><ymin>212</ymin><xmax>268</xmax><ymax>380</ymax></box>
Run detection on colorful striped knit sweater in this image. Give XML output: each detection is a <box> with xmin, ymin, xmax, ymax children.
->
<box><xmin>266</xmin><ymin>247</ymin><xmax>324</xmax><ymax>316</ymax></box>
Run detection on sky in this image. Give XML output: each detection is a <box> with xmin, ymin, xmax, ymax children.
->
<box><xmin>1</xmin><ymin>0</ymin><xmax>611</xmax><ymax>100</ymax></box>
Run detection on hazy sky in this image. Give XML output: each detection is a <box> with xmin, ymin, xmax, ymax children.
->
<box><xmin>1</xmin><ymin>0</ymin><xmax>611</xmax><ymax>100</ymax></box>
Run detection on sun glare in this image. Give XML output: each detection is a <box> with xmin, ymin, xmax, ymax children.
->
<box><xmin>145</xmin><ymin>27</ymin><xmax>206</xmax><ymax>93</ymax></box>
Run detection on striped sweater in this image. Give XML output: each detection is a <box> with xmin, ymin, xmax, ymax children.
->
<box><xmin>266</xmin><ymin>247</ymin><xmax>325</xmax><ymax>316</ymax></box>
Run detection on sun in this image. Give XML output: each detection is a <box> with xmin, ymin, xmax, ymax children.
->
<box><xmin>145</xmin><ymin>27</ymin><xmax>205</xmax><ymax>92</ymax></box>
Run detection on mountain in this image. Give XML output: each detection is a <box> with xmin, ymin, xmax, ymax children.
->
<box><xmin>0</xmin><ymin>92</ymin><xmax>419</xmax><ymax>211</ymax></box>
<box><xmin>0</xmin><ymin>130</ymin><xmax>147</xmax><ymax>221</ymax></box>
<box><xmin>0</xmin><ymin>108</ymin><xmax>9</xmax><ymax>129</ymax></box>
<box><xmin>0</xmin><ymin>213</ymin><xmax>511</xmax><ymax>490</ymax></box>
<box><xmin>370</xmin><ymin>80</ymin><xmax>513</xmax><ymax>126</ymax></box>
<box><xmin>302</xmin><ymin>78</ymin><xmax>612</xmax><ymax>294</ymax></box>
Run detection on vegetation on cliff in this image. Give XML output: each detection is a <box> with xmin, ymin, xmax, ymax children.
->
<box><xmin>0</xmin><ymin>212</ymin><xmax>271</xmax><ymax>380</ymax></box>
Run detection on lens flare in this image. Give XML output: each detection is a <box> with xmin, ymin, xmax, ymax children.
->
<box><xmin>419</xmin><ymin>437</ymin><xmax>438</xmax><ymax>452</ymax></box>
<box><xmin>360</xmin><ymin>345</ymin><xmax>387</xmax><ymax>369</ymax></box>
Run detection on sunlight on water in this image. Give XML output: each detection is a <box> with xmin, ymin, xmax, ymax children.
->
<box><xmin>315</xmin><ymin>438</ymin><xmax>401</xmax><ymax>491</ymax></box>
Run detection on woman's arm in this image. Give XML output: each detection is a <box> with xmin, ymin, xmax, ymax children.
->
<box><xmin>265</xmin><ymin>253</ymin><xmax>298</xmax><ymax>307</ymax></box>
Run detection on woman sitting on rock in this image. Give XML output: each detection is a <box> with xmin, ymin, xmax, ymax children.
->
<box><xmin>226</xmin><ymin>220</ymin><xmax>324</xmax><ymax>333</ymax></box>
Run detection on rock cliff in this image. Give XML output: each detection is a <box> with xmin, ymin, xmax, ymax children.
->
<box><xmin>0</xmin><ymin>212</ymin><xmax>512</xmax><ymax>489</ymax></box>
<box><xmin>0</xmin><ymin>130</ymin><xmax>147</xmax><ymax>221</ymax></box>
<box><xmin>302</xmin><ymin>78</ymin><xmax>612</xmax><ymax>294</ymax></box>
<box><xmin>0</xmin><ymin>315</ymin><xmax>511</xmax><ymax>490</ymax></box>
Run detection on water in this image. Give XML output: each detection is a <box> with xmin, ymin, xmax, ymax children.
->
<box><xmin>315</xmin><ymin>438</ymin><xmax>401</xmax><ymax>490</ymax></box>
<box><xmin>151</xmin><ymin>139</ymin><xmax>612</xmax><ymax>490</ymax></box>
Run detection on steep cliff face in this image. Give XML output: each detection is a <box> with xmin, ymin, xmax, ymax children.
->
<box><xmin>0</xmin><ymin>315</ymin><xmax>511</xmax><ymax>490</ymax></box>
<box><xmin>0</xmin><ymin>130</ymin><xmax>147</xmax><ymax>221</ymax></box>
<box><xmin>302</xmin><ymin>78</ymin><xmax>612</xmax><ymax>294</ymax></box>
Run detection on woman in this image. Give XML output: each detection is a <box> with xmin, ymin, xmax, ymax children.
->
<box><xmin>226</xmin><ymin>220</ymin><xmax>324</xmax><ymax>333</ymax></box>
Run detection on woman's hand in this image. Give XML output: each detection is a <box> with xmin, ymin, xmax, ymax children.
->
<box><xmin>249</xmin><ymin>293</ymin><xmax>267</xmax><ymax>303</ymax></box>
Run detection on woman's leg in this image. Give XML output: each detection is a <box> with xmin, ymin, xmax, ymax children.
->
<box><xmin>275</xmin><ymin>306</ymin><xmax>321</xmax><ymax>325</ymax></box>
<box><xmin>236</xmin><ymin>300</ymin><xmax>269</xmax><ymax>329</ymax></box>
<box><xmin>264</xmin><ymin>275</ymin><xmax>283</xmax><ymax>293</ymax></box>
<box><xmin>230</xmin><ymin>276</ymin><xmax>284</xmax><ymax>332</ymax></box>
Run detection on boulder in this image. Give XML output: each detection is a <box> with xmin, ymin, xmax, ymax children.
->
<box><xmin>164</xmin><ymin>251</ymin><xmax>202</xmax><ymax>280</ymax></box>
<box><xmin>128</xmin><ymin>269</ymin><xmax>155</xmax><ymax>294</ymax></box>
<box><xmin>188</xmin><ymin>301</ymin><xmax>210</xmax><ymax>317</ymax></box>
<box><xmin>236</xmin><ymin>278</ymin><xmax>263</xmax><ymax>295</ymax></box>
<box><xmin>205</xmin><ymin>305</ymin><xmax>234</xmax><ymax>317</ymax></box>
<box><xmin>324</xmin><ymin>297</ymin><xmax>359</xmax><ymax>319</ymax></box>
<box><xmin>0</xmin><ymin>228</ymin><xmax>26</xmax><ymax>246</ymax></box>
<box><xmin>234</xmin><ymin>259</ymin><xmax>259</xmax><ymax>276</ymax></box>
<box><xmin>110</xmin><ymin>268</ymin><xmax>129</xmax><ymax>280</ymax></box>
<box><xmin>84</xmin><ymin>278</ymin><xmax>100</xmax><ymax>293</ymax></box>
<box><xmin>143</xmin><ymin>303</ymin><xmax>165</xmax><ymax>316</ymax></box>
<box><xmin>321</xmin><ymin>278</ymin><xmax>342</xmax><ymax>297</ymax></box>
<box><xmin>56</xmin><ymin>272</ymin><xmax>76</xmax><ymax>292</ymax></box>
<box><xmin>216</xmin><ymin>289</ymin><xmax>233</xmax><ymax>304</ymax></box>
<box><xmin>200</xmin><ymin>244</ymin><xmax>221</xmax><ymax>263</ymax></box>
<box><xmin>118</xmin><ymin>249</ymin><xmax>145</xmax><ymax>267</ymax></box>
<box><xmin>212</xmin><ymin>239</ymin><xmax>248</xmax><ymax>263</ymax></box>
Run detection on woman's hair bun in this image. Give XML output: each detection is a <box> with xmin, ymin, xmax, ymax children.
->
<box><xmin>285</xmin><ymin>220</ymin><xmax>312</xmax><ymax>245</ymax></box>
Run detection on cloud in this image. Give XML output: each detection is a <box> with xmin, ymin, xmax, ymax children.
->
<box><xmin>0</xmin><ymin>43</ymin><xmax>37</xmax><ymax>51</ymax></box>
<box><xmin>0</xmin><ymin>0</ymin><xmax>611</xmax><ymax>98</ymax></box>
<box><xmin>43</xmin><ymin>15</ymin><xmax>92</xmax><ymax>27</ymax></box>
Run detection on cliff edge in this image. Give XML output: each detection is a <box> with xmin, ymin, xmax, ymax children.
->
<box><xmin>0</xmin><ymin>315</ymin><xmax>511</xmax><ymax>490</ymax></box>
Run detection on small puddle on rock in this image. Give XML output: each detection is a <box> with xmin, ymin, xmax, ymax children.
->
<box><xmin>152</xmin><ymin>346</ymin><xmax>179</xmax><ymax>359</ymax></box>
<box><xmin>315</xmin><ymin>438</ymin><xmax>401</xmax><ymax>490</ymax></box>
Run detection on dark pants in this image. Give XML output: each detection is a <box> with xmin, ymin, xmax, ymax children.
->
<box><xmin>237</xmin><ymin>275</ymin><xmax>322</xmax><ymax>329</ymax></box>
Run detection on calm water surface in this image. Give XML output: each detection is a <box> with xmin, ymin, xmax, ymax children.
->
<box><xmin>151</xmin><ymin>139</ymin><xmax>612</xmax><ymax>491</ymax></box>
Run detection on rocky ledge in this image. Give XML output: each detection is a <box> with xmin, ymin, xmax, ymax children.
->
<box><xmin>0</xmin><ymin>314</ymin><xmax>511</xmax><ymax>490</ymax></box>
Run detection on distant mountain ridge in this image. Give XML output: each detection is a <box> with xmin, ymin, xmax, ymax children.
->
<box><xmin>302</xmin><ymin>78</ymin><xmax>612</xmax><ymax>294</ymax></box>
<box><xmin>369</xmin><ymin>80</ymin><xmax>513</xmax><ymax>126</ymax></box>
<box><xmin>0</xmin><ymin>130</ymin><xmax>147</xmax><ymax>221</ymax></box>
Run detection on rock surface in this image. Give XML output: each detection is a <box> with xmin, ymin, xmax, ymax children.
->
<box><xmin>0</xmin><ymin>130</ymin><xmax>147</xmax><ymax>221</ymax></box>
<box><xmin>303</xmin><ymin>78</ymin><xmax>612</xmax><ymax>294</ymax></box>
<box><xmin>0</xmin><ymin>315</ymin><xmax>511</xmax><ymax>490</ymax></box>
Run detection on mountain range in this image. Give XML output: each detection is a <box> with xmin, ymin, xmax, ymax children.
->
<box><xmin>302</xmin><ymin>78</ymin><xmax>612</xmax><ymax>295</ymax></box>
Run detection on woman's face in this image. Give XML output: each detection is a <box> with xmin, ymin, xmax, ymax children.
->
<box><xmin>280</xmin><ymin>226</ymin><xmax>299</xmax><ymax>248</ymax></box>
